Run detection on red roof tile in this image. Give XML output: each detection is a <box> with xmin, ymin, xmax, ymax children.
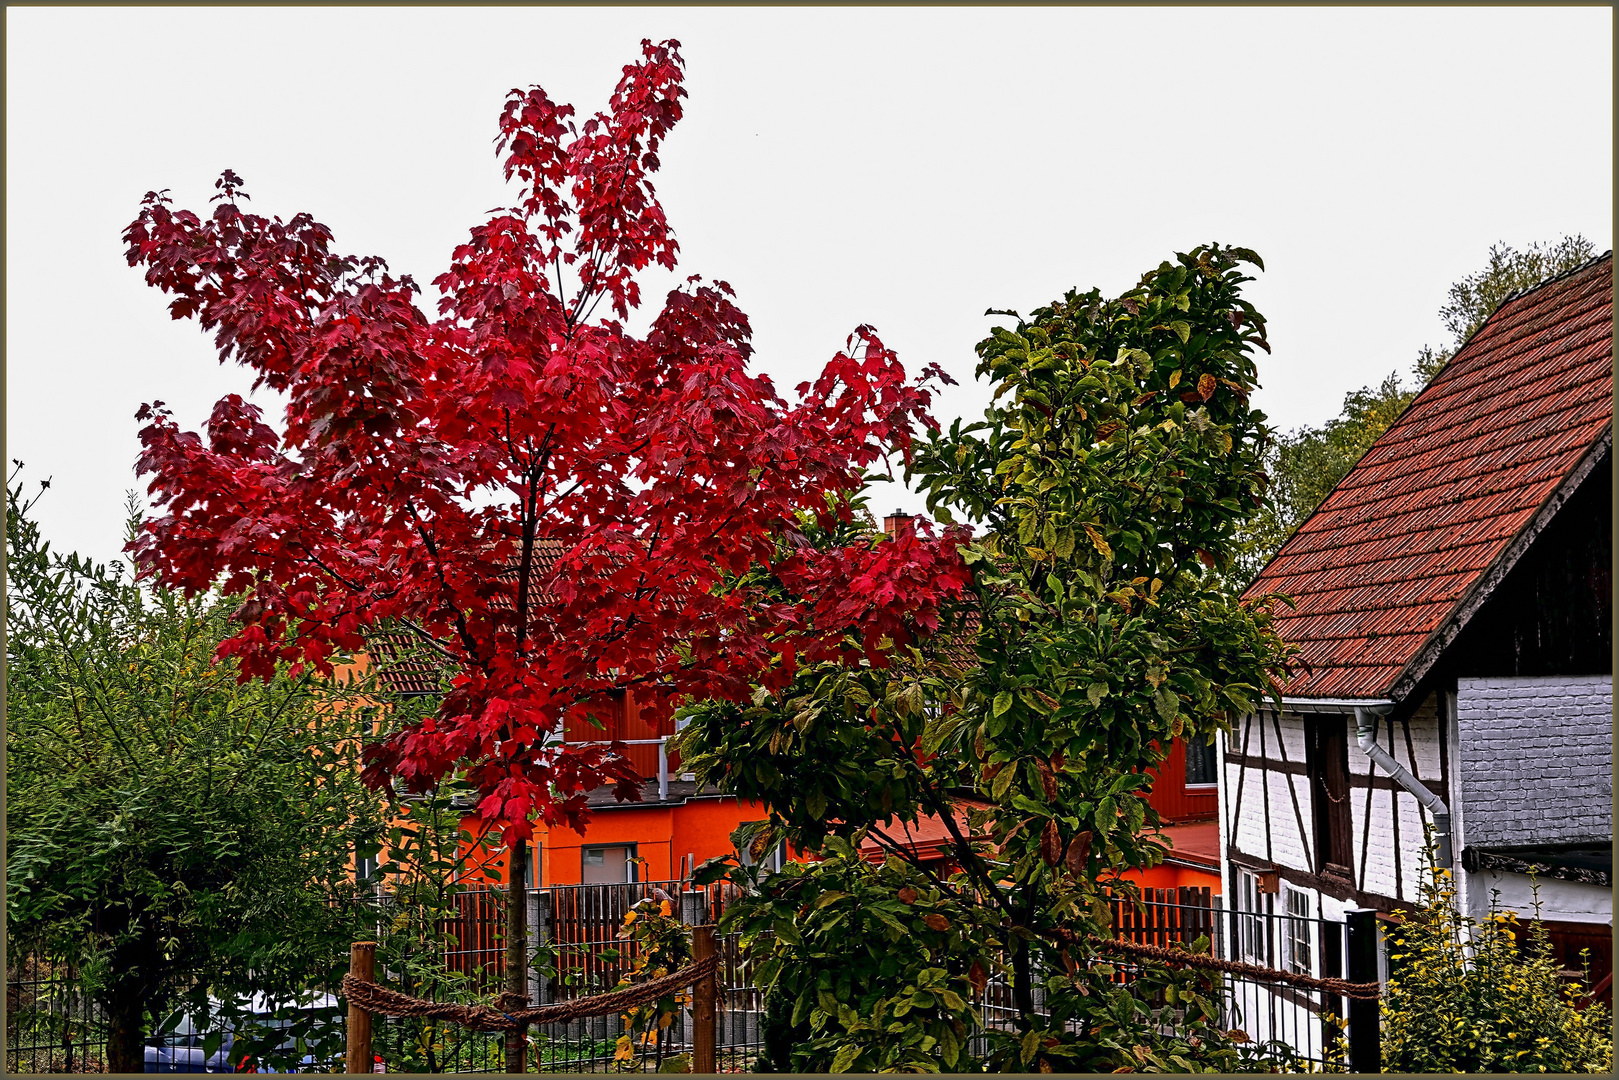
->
<box><xmin>857</xmin><ymin>798</ymin><xmax>995</xmax><ymax>862</ymax></box>
<box><xmin>1246</xmin><ymin>253</ymin><xmax>1613</xmax><ymax>700</ymax></box>
<box><xmin>1152</xmin><ymin>820</ymin><xmax>1220</xmax><ymax>870</ymax></box>
<box><xmin>367</xmin><ymin>630</ymin><xmax>447</xmax><ymax>697</ymax></box>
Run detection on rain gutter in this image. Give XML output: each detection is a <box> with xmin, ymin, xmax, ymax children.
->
<box><xmin>1352</xmin><ymin>703</ymin><xmax>1452</xmax><ymax>868</ymax></box>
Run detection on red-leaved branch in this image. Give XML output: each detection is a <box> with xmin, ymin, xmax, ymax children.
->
<box><xmin>124</xmin><ymin>39</ymin><xmax>971</xmax><ymax>844</ymax></box>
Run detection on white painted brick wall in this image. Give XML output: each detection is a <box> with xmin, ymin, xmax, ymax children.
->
<box><xmin>1456</xmin><ymin>676</ymin><xmax>1613</xmax><ymax>847</ymax></box>
<box><xmin>1266</xmin><ymin>765</ymin><xmax>1311</xmax><ymax>873</ymax></box>
<box><xmin>1226</xmin><ymin>697</ymin><xmax>1452</xmax><ymax>906</ymax></box>
<box><xmin>1358</xmin><ymin>700</ymin><xmax>1448</xmax><ymax>903</ymax></box>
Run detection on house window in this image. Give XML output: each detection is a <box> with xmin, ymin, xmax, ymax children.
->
<box><xmin>1236</xmin><ymin>870</ymin><xmax>1268</xmax><ymax>964</ymax></box>
<box><xmin>1281</xmin><ymin>886</ymin><xmax>1314</xmax><ymax>975</ymax></box>
<box><xmin>739</xmin><ymin>838</ymin><xmax>787</xmax><ymax>875</ymax></box>
<box><xmin>1306</xmin><ymin>715</ymin><xmax>1354</xmax><ymax>878</ymax></box>
<box><xmin>1184</xmin><ymin>733</ymin><xmax>1218</xmax><ymax>787</ymax></box>
<box><xmin>582</xmin><ymin>844</ymin><xmax>637</xmax><ymax>884</ymax></box>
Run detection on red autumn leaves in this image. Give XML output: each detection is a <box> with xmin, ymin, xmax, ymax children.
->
<box><xmin>124</xmin><ymin>39</ymin><xmax>971</xmax><ymax>845</ymax></box>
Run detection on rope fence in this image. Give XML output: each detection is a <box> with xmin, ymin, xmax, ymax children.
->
<box><xmin>340</xmin><ymin>912</ymin><xmax>1379</xmax><ymax>1073</ymax></box>
<box><xmin>343</xmin><ymin>926</ymin><xmax>722</xmax><ymax>1074</ymax></box>
<box><xmin>1051</xmin><ymin>928</ymin><xmax>1382</xmax><ymax>1001</ymax></box>
<box><xmin>340</xmin><ymin>953</ymin><xmax>720</xmax><ymax>1033</ymax></box>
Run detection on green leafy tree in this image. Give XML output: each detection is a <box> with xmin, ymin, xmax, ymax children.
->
<box><xmin>1414</xmin><ymin>234</ymin><xmax>1598</xmax><ymax>382</ymax></box>
<box><xmin>1236</xmin><ymin>234</ymin><xmax>1599</xmax><ymax>580</ymax></box>
<box><xmin>1380</xmin><ymin>853</ymin><xmax>1612</xmax><ymax>1073</ymax></box>
<box><xmin>4</xmin><ymin>471</ymin><xmax>383</xmax><ymax>1072</ymax></box>
<box><xmin>1232</xmin><ymin>373</ymin><xmax>1415</xmax><ymax>583</ymax></box>
<box><xmin>679</xmin><ymin>245</ymin><xmax>1299</xmax><ymax>1072</ymax></box>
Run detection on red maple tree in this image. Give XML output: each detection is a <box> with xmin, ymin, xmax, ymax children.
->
<box><xmin>124</xmin><ymin>39</ymin><xmax>971</xmax><ymax>846</ymax></box>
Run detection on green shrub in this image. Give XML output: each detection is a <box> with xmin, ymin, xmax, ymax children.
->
<box><xmin>1380</xmin><ymin>858</ymin><xmax>1612</xmax><ymax>1073</ymax></box>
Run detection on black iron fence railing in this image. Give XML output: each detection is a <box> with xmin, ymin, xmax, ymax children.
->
<box><xmin>966</xmin><ymin>888</ymin><xmax>1355</xmax><ymax>1069</ymax></box>
<box><xmin>1108</xmin><ymin>889</ymin><xmax>1351</xmax><ymax>1068</ymax></box>
<box><xmin>5</xmin><ymin>953</ymin><xmax>109</xmax><ymax>1074</ymax></box>
<box><xmin>6</xmin><ymin>881</ymin><xmax>1371</xmax><ymax>1073</ymax></box>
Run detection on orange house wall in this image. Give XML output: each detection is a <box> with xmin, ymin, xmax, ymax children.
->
<box><xmin>456</xmin><ymin>794</ymin><xmax>766</xmax><ymax>887</ymax></box>
<box><xmin>348</xmin><ymin>664</ymin><xmax>1222</xmax><ymax>892</ymax></box>
<box><xmin>330</xmin><ymin>654</ymin><xmax>761</xmax><ymax>888</ymax></box>
<box><xmin>1116</xmin><ymin>861</ymin><xmax>1222</xmax><ymax>895</ymax></box>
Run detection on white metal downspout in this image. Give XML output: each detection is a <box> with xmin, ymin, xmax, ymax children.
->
<box><xmin>1354</xmin><ymin>705</ymin><xmax>1452</xmax><ymax>868</ymax></box>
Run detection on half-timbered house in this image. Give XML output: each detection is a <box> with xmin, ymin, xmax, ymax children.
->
<box><xmin>1220</xmin><ymin>252</ymin><xmax>1613</xmax><ymax>1003</ymax></box>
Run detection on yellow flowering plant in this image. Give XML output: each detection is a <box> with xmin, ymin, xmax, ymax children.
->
<box><xmin>1380</xmin><ymin>843</ymin><xmax>1611</xmax><ymax>1073</ymax></box>
<box><xmin>611</xmin><ymin>894</ymin><xmax>694</xmax><ymax>1072</ymax></box>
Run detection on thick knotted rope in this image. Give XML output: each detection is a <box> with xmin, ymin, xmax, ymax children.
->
<box><xmin>341</xmin><ymin>953</ymin><xmax>720</xmax><ymax>1032</ymax></box>
<box><xmin>1050</xmin><ymin>929</ymin><xmax>1380</xmax><ymax>1001</ymax></box>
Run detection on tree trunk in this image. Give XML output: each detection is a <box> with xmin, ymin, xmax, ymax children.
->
<box><xmin>504</xmin><ymin>836</ymin><xmax>529</xmax><ymax>1074</ymax></box>
<box><xmin>1012</xmin><ymin>885</ymin><xmax>1038</xmax><ymax>1025</ymax></box>
<box><xmin>105</xmin><ymin>990</ymin><xmax>146</xmax><ymax>1074</ymax></box>
<box><xmin>1012</xmin><ymin>936</ymin><xmax>1035</xmax><ymax>1024</ymax></box>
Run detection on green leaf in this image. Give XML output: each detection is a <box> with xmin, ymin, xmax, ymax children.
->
<box><xmin>1086</xmin><ymin>682</ymin><xmax>1108</xmax><ymax>707</ymax></box>
<box><xmin>1097</xmin><ymin>796</ymin><xmax>1116</xmax><ymax>834</ymax></box>
<box><xmin>991</xmin><ymin>765</ymin><xmax>1015</xmax><ymax>801</ymax></box>
<box><xmin>691</xmin><ymin>855</ymin><xmax>732</xmax><ymax>886</ymax></box>
<box><xmin>1153</xmin><ymin>685</ymin><xmax>1178</xmax><ymax>722</ymax></box>
<box><xmin>1170</xmin><ymin>320</ymin><xmax>1191</xmax><ymax>344</ymax></box>
<box><xmin>830</xmin><ymin>1043</ymin><xmax>862</xmax><ymax>1074</ymax></box>
<box><xmin>993</xmin><ymin>691</ymin><xmax>1013</xmax><ymax>717</ymax></box>
<box><xmin>792</xmin><ymin>992</ymin><xmax>813</xmax><ymax>1028</ymax></box>
<box><xmin>1020</xmin><ymin>1028</ymin><xmax>1042</xmax><ymax>1065</ymax></box>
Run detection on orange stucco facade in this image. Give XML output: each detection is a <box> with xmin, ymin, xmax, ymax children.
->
<box><xmin>458</xmin><ymin>793</ymin><xmax>766</xmax><ymax>887</ymax></box>
<box><xmin>346</xmin><ymin>652</ymin><xmax>1222</xmax><ymax>894</ymax></box>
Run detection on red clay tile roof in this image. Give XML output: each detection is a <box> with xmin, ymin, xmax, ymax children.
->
<box><xmin>1151</xmin><ymin>820</ymin><xmax>1220</xmax><ymax>871</ymax></box>
<box><xmin>857</xmin><ymin>798</ymin><xmax>994</xmax><ymax>862</ymax></box>
<box><xmin>365</xmin><ymin>539</ymin><xmax>603</xmax><ymax>697</ymax></box>
<box><xmin>1246</xmin><ymin>253</ymin><xmax>1613</xmax><ymax>700</ymax></box>
<box><xmin>368</xmin><ymin>630</ymin><xmax>447</xmax><ymax>696</ymax></box>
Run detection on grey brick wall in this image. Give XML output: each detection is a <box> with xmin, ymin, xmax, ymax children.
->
<box><xmin>1456</xmin><ymin>676</ymin><xmax>1613</xmax><ymax>847</ymax></box>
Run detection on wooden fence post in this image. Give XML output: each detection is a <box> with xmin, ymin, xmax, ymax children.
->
<box><xmin>345</xmin><ymin>941</ymin><xmax>376</xmax><ymax>1075</ymax></box>
<box><xmin>691</xmin><ymin>925</ymin><xmax>717</xmax><ymax>1074</ymax></box>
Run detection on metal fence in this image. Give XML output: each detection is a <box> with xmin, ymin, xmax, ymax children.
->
<box><xmin>366</xmin><ymin>878</ymin><xmax>762</xmax><ymax>1073</ymax></box>
<box><xmin>4</xmin><ymin>879</ymin><xmax>759</xmax><ymax>1075</ymax></box>
<box><xmin>1108</xmin><ymin>888</ymin><xmax>1350</xmax><ymax>1068</ymax></box>
<box><xmin>5</xmin><ymin>953</ymin><xmax>109</xmax><ymax>1074</ymax></box>
<box><xmin>5</xmin><ymin>883</ymin><xmax>1371</xmax><ymax>1073</ymax></box>
<box><xmin>964</xmin><ymin>888</ymin><xmax>1353</xmax><ymax>1069</ymax></box>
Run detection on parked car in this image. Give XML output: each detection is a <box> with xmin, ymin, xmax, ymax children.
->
<box><xmin>144</xmin><ymin>992</ymin><xmax>344</xmax><ymax>1073</ymax></box>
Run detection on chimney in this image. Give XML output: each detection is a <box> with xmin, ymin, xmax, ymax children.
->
<box><xmin>883</xmin><ymin>509</ymin><xmax>916</xmax><ymax>537</ymax></box>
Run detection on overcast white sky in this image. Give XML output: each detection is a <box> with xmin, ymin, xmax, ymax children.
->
<box><xmin>6</xmin><ymin>6</ymin><xmax>1612</xmax><ymax>570</ymax></box>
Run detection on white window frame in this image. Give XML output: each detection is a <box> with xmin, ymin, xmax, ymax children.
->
<box><xmin>1183</xmin><ymin>733</ymin><xmax>1218</xmax><ymax>789</ymax></box>
<box><xmin>1236</xmin><ymin>869</ymin><xmax>1268</xmax><ymax>964</ymax></box>
<box><xmin>1281</xmin><ymin>885</ymin><xmax>1314</xmax><ymax>976</ymax></box>
<box><xmin>581</xmin><ymin>842</ymin><xmax>638</xmax><ymax>883</ymax></box>
<box><xmin>739</xmin><ymin>838</ymin><xmax>788</xmax><ymax>875</ymax></box>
